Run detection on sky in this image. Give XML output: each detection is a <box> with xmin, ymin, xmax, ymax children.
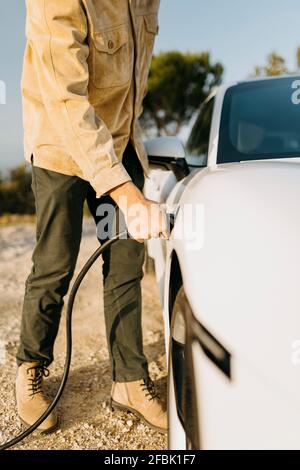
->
<box><xmin>1</xmin><ymin>0</ymin><xmax>300</xmax><ymax>172</ymax></box>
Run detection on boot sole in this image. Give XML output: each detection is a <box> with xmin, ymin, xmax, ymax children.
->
<box><xmin>110</xmin><ymin>398</ymin><xmax>168</xmax><ymax>435</ymax></box>
<box><xmin>19</xmin><ymin>416</ymin><xmax>60</xmax><ymax>435</ymax></box>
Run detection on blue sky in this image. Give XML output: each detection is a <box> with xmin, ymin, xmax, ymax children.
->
<box><xmin>1</xmin><ymin>0</ymin><xmax>300</xmax><ymax>172</ymax></box>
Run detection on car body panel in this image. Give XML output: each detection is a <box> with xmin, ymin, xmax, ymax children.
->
<box><xmin>173</xmin><ymin>161</ymin><xmax>300</xmax><ymax>398</ymax></box>
<box><xmin>192</xmin><ymin>341</ymin><xmax>300</xmax><ymax>450</ymax></box>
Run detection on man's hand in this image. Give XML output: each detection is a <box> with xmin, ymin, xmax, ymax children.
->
<box><xmin>109</xmin><ymin>181</ymin><xmax>169</xmax><ymax>243</ymax></box>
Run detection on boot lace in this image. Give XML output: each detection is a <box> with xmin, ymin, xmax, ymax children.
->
<box><xmin>140</xmin><ymin>378</ymin><xmax>159</xmax><ymax>402</ymax></box>
<box><xmin>27</xmin><ymin>364</ymin><xmax>50</xmax><ymax>397</ymax></box>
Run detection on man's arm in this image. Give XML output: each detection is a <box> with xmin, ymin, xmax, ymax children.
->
<box><xmin>26</xmin><ymin>0</ymin><xmax>131</xmax><ymax>197</ymax></box>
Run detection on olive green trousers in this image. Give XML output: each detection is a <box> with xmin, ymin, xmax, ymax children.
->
<box><xmin>16</xmin><ymin>142</ymin><xmax>149</xmax><ymax>382</ymax></box>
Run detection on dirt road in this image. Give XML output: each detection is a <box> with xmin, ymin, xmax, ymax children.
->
<box><xmin>0</xmin><ymin>220</ymin><xmax>167</xmax><ymax>450</ymax></box>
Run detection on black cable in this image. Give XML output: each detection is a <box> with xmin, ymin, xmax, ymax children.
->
<box><xmin>0</xmin><ymin>230</ymin><xmax>127</xmax><ymax>451</ymax></box>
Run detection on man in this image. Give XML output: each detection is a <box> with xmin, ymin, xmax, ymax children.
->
<box><xmin>16</xmin><ymin>0</ymin><xmax>168</xmax><ymax>434</ymax></box>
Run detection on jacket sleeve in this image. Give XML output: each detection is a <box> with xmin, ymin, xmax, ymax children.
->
<box><xmin>25</xmin><ymin>0</ymin><xmax>131</xmax><ymax>197</ymax></box>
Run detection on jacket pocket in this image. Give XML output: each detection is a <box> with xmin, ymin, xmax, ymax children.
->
<box><xmin>90</xmin><ymin>24</ymin><xmax>131</xmax><ymax>89</ymax></box>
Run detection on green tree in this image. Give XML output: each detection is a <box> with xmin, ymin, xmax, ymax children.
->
<box><xmin>252</xmin><ymin>49</ymin><xmax>300</xmax><ymax>77</ymax></box>
<box><xmin>1</xmin><ymin>164</ymin><xmax>35</xmax><ymax>215</ymax></box>
<box><xmin>141</xmin><ymin>51</ymin><xmax>223</xmax><ymax>137</ymax></box>
<box><xmin>297</xmin><ymin>47</ymin><xmax>300</xmax><ymax>70</ymax></box>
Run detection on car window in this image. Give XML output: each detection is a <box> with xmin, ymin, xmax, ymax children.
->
<box><xmin>218</xmin><ymin>77</ymin><xmax>300</xmax><ymax>163</ymax></box>
<box><xmin>186</xmin><ymin>97</ymin><xmax>215</xmax><ymax>166</ymax></box>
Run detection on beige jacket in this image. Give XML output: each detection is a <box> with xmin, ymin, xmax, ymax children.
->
<box><xmin>22</xmin><ymin>0</ymin><xmax>160</xmax><ymax>197</ymax></box>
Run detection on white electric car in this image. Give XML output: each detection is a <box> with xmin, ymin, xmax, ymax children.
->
<box><xmin>144</xmin><ymin>75</ymin><xmax>300</xmax><ymax>450</ymax></box>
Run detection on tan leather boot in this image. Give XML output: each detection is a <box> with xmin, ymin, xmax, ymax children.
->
<box><xmin>111</xmin><ymin>378</ymin><xmax>168</xmax><ymax>434</ymax></box>
<box><xmin>16</xmin><ymin>362</ymin><xmax>58</xmax><ymax>433</ymax></box>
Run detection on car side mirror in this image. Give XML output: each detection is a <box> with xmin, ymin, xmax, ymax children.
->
<box><xmin>144</xmin><ymin>137</ymin><xmax>190</xmax><ymax>181</ymax></box>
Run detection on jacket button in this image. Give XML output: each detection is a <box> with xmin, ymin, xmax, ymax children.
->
<box><xmin>108</xmin><ymin>40</ymin><xmax>114</xmax><ymax>50</ymax></box>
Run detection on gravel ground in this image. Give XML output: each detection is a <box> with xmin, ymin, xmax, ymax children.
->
<box><xmin>0</xmin><ymin>219</ymin><xmax>167</xmax><ymax>450</ymax></box>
